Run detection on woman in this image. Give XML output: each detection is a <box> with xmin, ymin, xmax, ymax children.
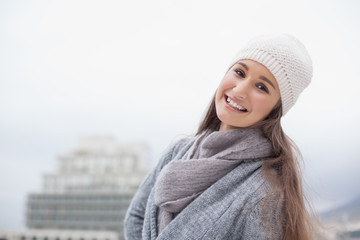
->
<box><xmin>124</xmin><ymin>34</ymin><xmax>317</xmax><ymax>240</ymax></box>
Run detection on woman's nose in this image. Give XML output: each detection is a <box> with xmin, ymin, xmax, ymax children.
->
<box><xmin>233</xmin><ymin>80</ymin><xmax>250</xmax><ymax>99</ymax></box>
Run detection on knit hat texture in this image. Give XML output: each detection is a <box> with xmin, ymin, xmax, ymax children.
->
<box><xmin>231</xmin><ymin>34</ymin><xmax>313</xmax><ymax>115</ymax></box>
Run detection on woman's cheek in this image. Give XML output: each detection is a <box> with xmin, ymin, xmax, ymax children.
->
<box><xmin>254</xmin><ymin>95</ymin><xmax>272</xmax><ymax>112</ymax></box>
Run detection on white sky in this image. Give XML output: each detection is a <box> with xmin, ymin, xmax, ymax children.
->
<box><xmin>1</xmin><ymin>0</ymin><xmax>360</xmax><ymax>229</ymax></box>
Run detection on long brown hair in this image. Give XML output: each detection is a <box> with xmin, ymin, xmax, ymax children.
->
<box><xmin>197</xmin><ymin>94</ymin><xmax>318</xmax><ymax>240</ymax></box>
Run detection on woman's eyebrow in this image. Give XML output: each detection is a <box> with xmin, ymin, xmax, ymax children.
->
<box><xmin>236</xmin><ymin>62</ymin><xmax>248</xmax><ymax>71</ymax></box>
<box><xmin>259</xmin><ymin>76</ymin><xmax>276</xmax><ymax>90</ymax></box>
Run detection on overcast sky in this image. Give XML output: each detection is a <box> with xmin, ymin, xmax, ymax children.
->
<box><xmin>1</xmin><ymin>0</ymin><xmax>360</xmax><ymax>230</ymax></box>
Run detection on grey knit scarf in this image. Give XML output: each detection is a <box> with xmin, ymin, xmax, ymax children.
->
<box><xmin>153</xmin><ymin>127</ymin><xmax>275</xmax><ymax>233</ymax></box>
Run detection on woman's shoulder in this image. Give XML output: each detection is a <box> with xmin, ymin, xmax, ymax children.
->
<box><xmin>221</xmin><ymin>159</ymin><xmax>283</xmax><ymax>209</ymax></box>
<box><xmin>170</xmin><ymin>133</ymin><xmax>195</xmax><ymax>145</ymax></box>
<box><xmin>155</xmin><ymin>134</ymin><xmax>195</xmax><ymax>168</ymax></box>
<box><xmin>166</xmin><ymin>134</ymin><xmax>195</xmax><ymax>155</ymax></box>
<box><xmin>234</xmin><ymin>160</ymin><xmax>283</xmax><ymax>206</ymax></box>
<box><xmin>254</xmin><ymin>164</ymin><xmax>284</xmax><ymax>205</ymax></box>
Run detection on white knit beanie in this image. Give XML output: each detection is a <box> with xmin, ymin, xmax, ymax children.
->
<box><xmin>231</xmin><ymin>34</ymin><xmax>313</xmax><ymax>115</ymax></box>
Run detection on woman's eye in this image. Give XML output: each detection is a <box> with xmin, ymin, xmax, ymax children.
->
<box><xmin>234</xmin><ymin>69</ymin><xmax>245</xmax><ymax>78</ymax></box>
<box><xmin>256</xmin><ymin>84</ymin><xmax>269</xmax><ymax>93</ymax></box>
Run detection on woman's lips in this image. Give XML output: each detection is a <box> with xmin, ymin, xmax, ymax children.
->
<box><xmin>224</xmin><ymin>95</ymin><xmax>248</xmax><ymax>112</ymax></box>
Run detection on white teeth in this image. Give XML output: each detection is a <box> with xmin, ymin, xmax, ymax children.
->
<box><xmin>226</xmin><ymin>97</ymin><xmax>246</xmax><ymax>111</ymax></box>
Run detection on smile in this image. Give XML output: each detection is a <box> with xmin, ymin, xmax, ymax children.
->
<box><xmin>225</xmin><ymin>96</ymin><xmax>248</xmax><ymax>112</ymax></box>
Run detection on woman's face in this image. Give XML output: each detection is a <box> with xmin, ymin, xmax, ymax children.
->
<box><xmin>215</xmin><ymin>59</ymin><xmax>281</xmax><ymax>131</ymax></box>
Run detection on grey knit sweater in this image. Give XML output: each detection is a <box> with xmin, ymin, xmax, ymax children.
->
<box><xmin>124</xmin><ymin>136</ymin><xmax>284</xmax><ymax>240</ymax></box>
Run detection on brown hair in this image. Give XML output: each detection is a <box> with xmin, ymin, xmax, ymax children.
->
<box><xmin>196</xmin><ymin>94</ymin><xmax>318</xmax><ymax>240</ymax></box>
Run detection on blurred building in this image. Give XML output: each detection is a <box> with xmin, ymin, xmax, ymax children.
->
<box><xmin>0</xmin><ymin>229</ymin><xmax>118</xmax><ymax>240</ymax></box>
<box><xmin>25</xmin><ymin>136</ymin><xmax>150</xmax><ymax>240</ymax></box>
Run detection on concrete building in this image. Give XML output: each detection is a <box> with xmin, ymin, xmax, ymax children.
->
<box><xmin>25</xmin><ymin>136</ymin><xmax>150</xmax><ymax>240</ymax></box>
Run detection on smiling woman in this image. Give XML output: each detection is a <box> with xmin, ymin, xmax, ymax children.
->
<box><xmin>215</xmin><ymin>59</ymin><xmax>281</xmax><ymax>130</ymax></box>
<box><xmin>124</xmin><ymin>34</ymin><xmax>321</xmax><ymax>240</ymax></box>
